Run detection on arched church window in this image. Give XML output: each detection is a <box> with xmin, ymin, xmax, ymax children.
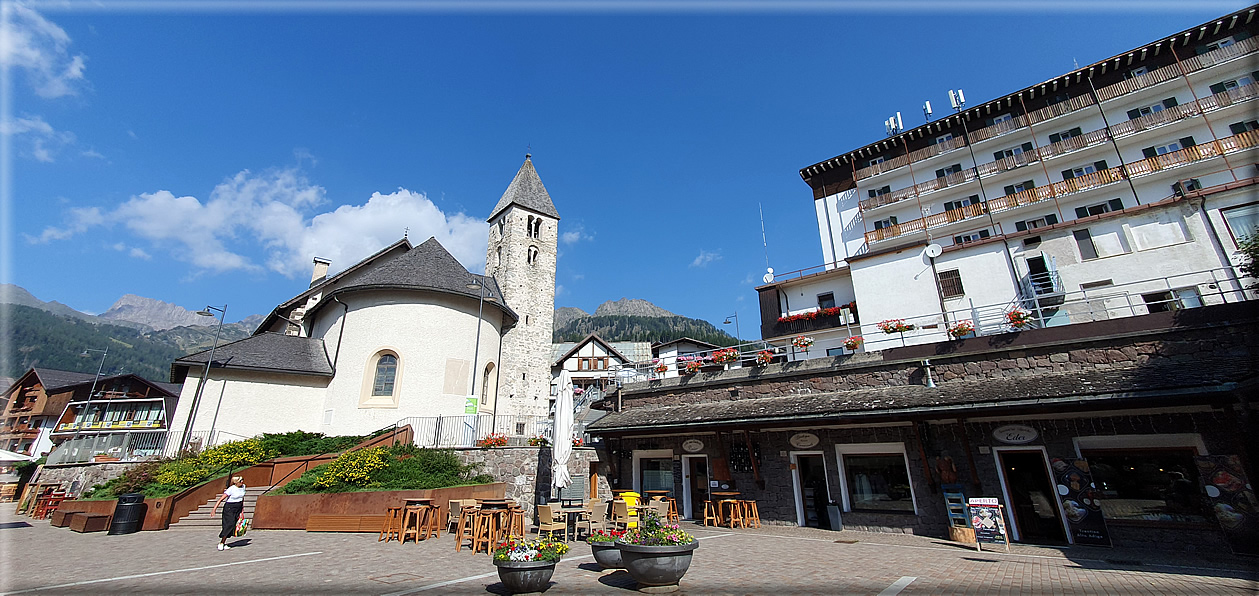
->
<box><xmin>360</xmin><ymin>350</ymin><xmax>402</xmax><ymax>408</ymax></box>
<box><xmin>532</xmin><ymin>218</ymin><xmax>542</xmax><ymax>239</ymax></box>
<box><xmin>497</xmin><ymin>218</ymin><xmax>505</xmax><ymax>236</ymax></box>
<box><xmin>527</xmin><ymin>246</ymin><xmax>539</xmax><ymax>266</ymax></box>
<box><xmin>480</xmin><ymin>363</ymin><xmax>495</xmax><ymax>405</ymax></box>
<box><xmin>496</xmin><ymin>246</ymin><xmax>502</xmax><ymax>268</ymax></box>
<box><xmin>372</xmin><ymin>355</ymin><xmax>397</xmax><ymax>396</ymax></box>
<box><xmin>527</xmin><ymin>215</ymin><xmax>535</xmax><ymax>238</ymax></box>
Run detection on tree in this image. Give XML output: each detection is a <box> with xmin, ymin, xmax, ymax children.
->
<box><xmin>1239</xmin><ymin>234</ymin><xmax>1259</xmax><ymax>290</ymax></box>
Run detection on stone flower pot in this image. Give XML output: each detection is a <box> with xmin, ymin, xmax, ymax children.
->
<box><xmin>615</xmin><ymin>541</ymin><xmax>699</xmax><ymax>592</ymax></box>
<box><xmin>494</xmin><ymin>559</ymin><xmax>557</xmax><ymax>594</ymax></box>
<box><xmin>590</xmin><ymin>542</ymin><xmax>624</xmax><ymax>570</ymax></box>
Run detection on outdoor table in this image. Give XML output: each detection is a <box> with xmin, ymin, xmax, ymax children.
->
<box><xmin>479</xmin><ymin>499</ymin><xmax>511</xmax><ymax>510</ymax></box>
<box><xmin>710</xmin><ymin>492</ymin><xmax>741</xmax><ymax>526</ymax></box>
<box><xmin>644</xmin><ymin>490</ymin><xmax>671</xmax><ymax>499</ymax></box>
<box><xmin>557</xmin><ymin>506</ymin><xmax>587</xmax><ymax>540</ymax></box>
<box><xmin>403</xmin><ymin>497</ymin><xmax>434</xmax><ymax>506</ymax></box>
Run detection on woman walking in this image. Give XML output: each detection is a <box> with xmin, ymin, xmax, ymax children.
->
<box><xmin>211</xmin><ymin>476</ymin><xmax>246</xmax><ymax>550</ymax></box>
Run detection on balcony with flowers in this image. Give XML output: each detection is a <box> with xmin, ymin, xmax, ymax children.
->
<box><xmin>768</xmin><ymin>302</ymin><xmax>860</xmax><ymax>337</ymax></box>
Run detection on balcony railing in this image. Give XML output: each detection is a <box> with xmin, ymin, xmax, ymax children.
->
<box><xmin>863</xmin><ymin>130</ymin><xmax>1259</xmax><ymax>244</ymax></box>
<box><xmin>843</xmin><ymin>37</ymin><xmax>1258</xmax><ymax>186</ymax></box>
<box><xmin>766</xmin><ymin>306</ymin><xmax>861</xmax><ymax>337</ymax></box>
<box><xmin>55</xmin><ymin>419</ymin><xmax>164</xmax><ymax>433</ymax></box>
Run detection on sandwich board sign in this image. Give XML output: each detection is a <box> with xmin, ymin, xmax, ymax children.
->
<box><xmin>968</xmin><ymin>497</ymin><xmax>1010</xmax><ymax>552</ymax></box>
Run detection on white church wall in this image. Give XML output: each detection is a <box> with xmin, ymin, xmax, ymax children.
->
<box><xmin>168</xmin><ymin>370</ymin><xmax>328</xmax><ymax>440</ymax></box>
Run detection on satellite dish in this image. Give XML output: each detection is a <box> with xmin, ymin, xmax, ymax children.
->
<box><xmin>925</xmin><ymin>244</ymin><xmax>943</xmax><ymax>259</ymax></box>
<box><xmin>763</xmin><ymin>267</ymin><xmax>775</xmax><ymax>284</ymax></box>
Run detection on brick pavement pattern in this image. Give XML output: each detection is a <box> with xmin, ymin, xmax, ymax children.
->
<box><xmin>3</xmin><ymin>506</ymin><xmax>1255</xmax><ymax>595</ymax></box>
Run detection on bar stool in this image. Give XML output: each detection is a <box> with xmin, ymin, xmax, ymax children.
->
<box><xmin>379</xmin><ymin>506</ymin><xmax>404</xmax><ymax>542</ymax></box>
<box><xmin>665</xmin><ymin>497</ymin><xmax>680</xmax><ymax>524</ymax></box>
<box><xmin>400</xmin><ymin>505</ymin><xmax>424</xmax><ymax>544</ymax></box>
<box><xmin>420</xmin><ymin>504</ymin><xmax>442</xmax><ymax>540</ymax></box>
<box><xmin>454</xmin><ymin>505</ymin><xmax>478</xmax><ymax>552</ymax></box>
<box><xmin>742</xmin><ymin>500</ymin><xmax>761</xmax><ymax>528</ymax></box>
<box><xmin>503</xmin><ymin>506</ymin><xmax>526</xmax><ymax>539</ymax></box>
<box><xmin>720</xmin><ymin>499</ymin><xmax>744</xmax><ymax>529</ymax></box>
<box><xmin>471</xmin><ymin>510</ymin><xmax>497</xmax><ymax>554</ymax></box>
<box><xmin>702</xmin><ymin>500</ymin><xmax>718</xmax><ymax>527</ymax></box>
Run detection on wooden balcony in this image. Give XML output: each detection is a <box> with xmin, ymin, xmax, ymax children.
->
<box><xmin>863</xmin><ymin>130</ymin><xmax>1259</xmax><ymax>245</ymax></box>
<box><xmin>766</xmin><ymin>307</ymin><xmax>860</xmax><ymax>338</ymax></box>
<box><xmin>844</xmin><ymin>37</ymin><xmax>1258</xmax><ymax>187</ymax></box>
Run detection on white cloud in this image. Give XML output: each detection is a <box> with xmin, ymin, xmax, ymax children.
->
<box><xmin>555</xmin><ymin>284</ymin><xmax>567</xmax><ymax>297</ymax></box>
<box><xmin>689</xmin><ymin>249</ymin><xmax>721</xmax><ymax>268</ymax></box>
<box><xmin>32</xmin><ymin>167</ymin><xmax>490</xmax><ymax>277</ymax></box>
<box><xmin>2</xmin><ymin>114</ymin><xmax>77</xmax><ymax>162</ymax></box>
<box><xmin>129</xmin><ymin>247</ymin><xmax>151</xmax><ymax>260</ymax></box>
<box><xmin>560</xmin><ymin>223</ymin><xmax>594</xmax><ymax>245</ymax></box>
<box><xmin>0</xmin><ymin>3</ymin><xmax>88</xmax><ymax>98</ymax></box>
<box><xmin>81</xmin><ymin>148</ymin><xmax>104</xmax><ymax>159</ymax></box>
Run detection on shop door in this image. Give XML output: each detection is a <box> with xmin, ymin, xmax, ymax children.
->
<box><xmin>998</xmin><ymin>450</ymin><xmax>1066</xmax><ymax>544</ymax></box>
<box><xmin>684</xmin><ymin>456</ymin><xmax>709</xmax><ymax>520</ymax></box>
<box><xmin>795</xmin><ymin>454</ymin><xmax>831</xmax><ymax>529</ymax></box>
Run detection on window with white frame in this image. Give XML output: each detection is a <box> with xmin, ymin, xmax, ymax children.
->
<box><xmin>1125</xmin><ymin>66</ymin><xmax>1149</xmax><ymax>79</ymax></box>
<box><xmin>868</xmin><ymin>185</ymin><xmax>891</xmax><ymax>198</ymax></box>
<box><xmin>873</xmin><ymin>216</ymin><xmax>898</xmax><ymax>230</ymax></box>
<box><xmin>1003</xmin><ymin>180</ymin><xmax>1036</xmax><ymax>196</ymax></box>
<box><xmin>1221</xmin><ymin>203</ymin><xmax>1259</xmax><ymax>242</ymax></box>
<box><xmin>991</xmin><ymin>113</ymin><xmax>1013</xmax><ymax>125</ymax></box>
<box><xmin>1200</xmin><ymin>36</ymin><xmax>1236</xmax><ymax>53</ymax></box>
<box><xmin>836</xmin><ymin>443</ymin><xmax>917</xmax><ymax>514</ymax></box>
<box><xmin>1062</xmin><ymin>160</ymin><xmax>1108</xmax><ymax>180</ymax></box>
<box><xmin>953</xmin><ymin>229</ymin><xmax>991</xmax><ymax>245</ymax></box>
<box><xmin>994</xmin><ymin>142</ymin><xmax>1034</xmax><ymax>160</ymax></box>
<box><xmin>943</xmin><ymin>195</ymin><xmax>981</xmax><ymax>211</ymax></box>
<box><xmin>1126</xmin><ymin>97</ymin><xmax>1177</xmax><ymax>120</ymax></box>
<box><xmin>935</xmin><ymin>164</ymin><xmax>963</xmax><ymax>178</ymax></box>
<box><xmin>1048</xmin><ymin>127</ymin><xmax>1083</xmax><ymax>144</ymax></box>
<box><xmin>935</xmin><ymin>133</ymin><xmax>954</xmax><ymax>145</ymax></box>
<box><xmin>1209</xmin><ymin>75</ymin><xmax>1256</xmax><ymax>94</ymax></box>
<box><xmin>1016</xmin><ymin>214</ymin><xmax>1058</xmax><ymax>231</ymax></box>
<box><xmin>1141</xmin><ymin>137</ymin><xmax>1195</xmax><ymax>158</ymax></box>
<box><xmin>1228</xmin><ymin>119</ymin><xmax>1259</xmax><ymax>135</ymax></box>
<box><xmin>1075</xmin><ymin>198</ymin><xmax>1125</xmax><ymax>219</ymax></box>
<box><xmin>868</xmin><ymin>156</ymin><xmax>885</xmax><ymax>168</ymax></box>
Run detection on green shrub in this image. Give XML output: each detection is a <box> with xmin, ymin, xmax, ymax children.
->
<box><xmin>276</xmin><ymin>447</ymin><xmax>493</xmax><ymax>494</ymax></box>
<box><xmin>259</xmin><ymin>431</ymin><xmax>366</xmax><ymax>457</ymax></box>
<box><xmin>200</xmin><ymin>438</ymin><xmax>274</xmax><ymax>469</ymax></box>
<box><xmin>154</xmin><ymin>458</ymin><xmax>211</xmax><ymax>487</ymax></box>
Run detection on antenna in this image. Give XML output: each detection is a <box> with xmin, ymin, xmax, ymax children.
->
<box><xmin>759</xmin><ymin>202</ymin><xmax>770</xmax><ymax>270</ymax></box>
<box><xmin>949</xmin><ymin>89</ymin><xmax>966</xmax><ymax>110</ymax></box>
<box><xmin>923</xmin><ymin>100</ymin><xmax>933</xmax><ymax>121</ymax></box>
<box><xmin>896</xmin><ymin>112</ymin><xmax>904</xmax><ymax>132</ymax></box>
<box><xmin>885</xmin><ymin>115</ymin><xmax>902</xmax><ymax>136</ymax></box>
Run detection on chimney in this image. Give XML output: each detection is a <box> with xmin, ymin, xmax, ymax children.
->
<box><xmin>310</xmin><ymin>257</ymin><xmax>331</xmax><ymax>287</ymax></box>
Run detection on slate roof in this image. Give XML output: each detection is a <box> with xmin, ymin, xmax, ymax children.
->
<box><xmin>174</xmin><ymin>332</ymin><xmax>334</xmax><ymax>377</ymax></box>
<box><xmin>277</xmin><ymin>238</ymin><xmax>411</xmax><ymax>311</ymax></box>
<box><xmin>587</xmin><ymin>355</ymin><xmax>1254</xmax><ymax>434</ymax></box>
<box><xmin>487</xmin><ymin>156</ymin><xmax>560</xmax><ymax>222</ymax></box>
<box><xmin>551</xmin><ymin>340</ymin><xmax>653</xmax><ymax>365</ymax></box>
<box><xmin>31</xmin><ymin>369</ymin><xmax>97</xmax><ymax>391</ymax></box>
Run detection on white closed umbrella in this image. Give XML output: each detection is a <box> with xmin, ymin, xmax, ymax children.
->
<box><xmin>552</xmin><ymin>369</ymin><xmax>574</xmax><ymax>491</ymax></box>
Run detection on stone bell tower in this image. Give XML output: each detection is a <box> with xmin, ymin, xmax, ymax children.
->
<box><xmin>486</xmin><ymin>155</ymin><xmax>559</xmax><ymax>417</ymax></box>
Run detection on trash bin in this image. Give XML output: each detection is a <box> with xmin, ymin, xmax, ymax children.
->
<box><xmin>108</xmin><ymin>493</ymin><xmax>146</xmax><ymax>535</ymax></box>
<box><xmin>826</xmin><ymin>502</ymin><xmax>843</xmax><ymax>532</ymax></box>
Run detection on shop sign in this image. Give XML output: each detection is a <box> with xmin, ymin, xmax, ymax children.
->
<box><xmin>967</xmin><ymin>497</ymin><xmax>1010</xmax><ymax>552</ymax></box>
<box><xmin>789</xmin><ymin>432</ymin><xmax>820</xmax><ymax>449</ymax></box>
<box><xmin>992</xmin><ymin>425</ymin><xmax>1038</xmax><ymax>444</ymax></box>
<box><xmin>681</xmin><ymin>439</ymin><xmax>704</xmax><ymax>453</ymax></box>
<box><xmin>1051</xmin><ymin>458</ymin><xmax>1111</xmax><ymax>546</ymax></box>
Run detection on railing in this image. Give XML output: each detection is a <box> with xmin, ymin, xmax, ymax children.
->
<box><xmin>1021</xmin><ymin>271</ymin><xmax>1065</xmax><ymax>298</ymax></box>
<box><xmin>842</xmin><ymin>37</ymin><xmax>1259</xmax><ymax>186</ymax></box>
<box><xmin>864</xmin><ymin>130</ymin><xmax>1258</xmax><ymax>244</ymax></box>
<box><xmin>55</xmin><ymin>419</ymin><xmax>164</xmax><ymax>432</ymax></box>
<box><xmin>392</xmin><ymin>414</ymin><xmax>585</xmax><ymax>448</ymax></box>
<box><xmin>44</xmin><ymin>430</ymin><xmax>228</xmax><ymax>465</ymax></box>
<box><xmin>765</xmin><ymin>306</ymin><xmax>861</xmax><ymax>337</ymax></box>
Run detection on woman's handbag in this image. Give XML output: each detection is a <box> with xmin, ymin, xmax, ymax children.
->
<box><xmin>234</xmin><ymin>517</ymin><xmax>251</xmax><ymax>537</ymax></box>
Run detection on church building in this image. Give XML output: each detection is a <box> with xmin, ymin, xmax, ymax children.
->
<box><xmin>167</xmin><ymin>156</ymin><xmax>560</xmax><ymax>439</ymax></box>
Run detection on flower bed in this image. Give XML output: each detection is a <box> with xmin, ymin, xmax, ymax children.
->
<box><xmin>276</xmin><ymin>444</ymin><xmax>493</xmax><ymax>494</ymax></box>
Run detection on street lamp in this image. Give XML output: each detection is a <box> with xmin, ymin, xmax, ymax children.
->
<box><xmin>465</xmin><ymin>281</ymin><xmax>496</xmax><ymax>412</ymax></box>
<box><xmin>722</xmin><ymin>312</ymin><xmax>741</xmax><ymax>345</ymax></box>
<box><xmin>67</xmin><ymin>347</ymin><xmax>109</xmax><ymax>458</ymax></box>
<box><xmin>180</xmin><ymin>304</ymin><xmax>227</xmax><ymax>451</ymax></box>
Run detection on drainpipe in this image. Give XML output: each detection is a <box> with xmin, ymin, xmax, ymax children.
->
<box><xmin>330</xmin><ymin>295</ymin><xmax>349</xmax><ymax>372</ymax></box>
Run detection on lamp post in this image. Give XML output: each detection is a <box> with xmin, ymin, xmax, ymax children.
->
<box><xmin>465</xmin><ymin>281</ymin><xmax>495</xmax><ymax>413</ymax></box>
<box><xmin>67</xmin><ymin>347</ymin><xmax>108</xmax><ymax>459</ymax></box>
<box><xmin>180</xmin><ymin>304</ymin><xmax>227</xmax><ymax>452</ymax></box>
<box><xmin>722</xmin><ymin>312</ymin><xmax>741</xmax><ymax>345</ymax></box>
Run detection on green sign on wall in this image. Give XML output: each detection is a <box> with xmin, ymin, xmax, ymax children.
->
<box><xmin>465</xmin><ymin>397</ymin><xmax>478</xmax><ymax>414</ymax></box>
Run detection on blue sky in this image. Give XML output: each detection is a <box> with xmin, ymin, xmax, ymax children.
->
<box><xmin>3</xmin><ymin>1</ymin><xmax>1244</xmax><ymax>336</ymax></box>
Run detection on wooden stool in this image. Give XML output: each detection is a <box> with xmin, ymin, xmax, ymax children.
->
<box><xmin>721</xmin><ymin>499</ymin><xmax>744</xmax><ymax>528</ymax></box>
<box><xmin>471</xmin><ymin>510</ymin><xmax>495</xmax><ymax>554</ymax></box>
<box><xmin>743</xmin><ymin>500</ymin><xmax>761</xmax><ymax>528</ymax></box>
<box><xmin>454</xmin><ymin>506</ymin><xmax>478</xmax><ymax>552</ymax></box>
<box><xmin>666</xmin><ymin>498</ymin><xmax>680</xmax><ymax>524</ymax></box>
<box><xmin>702</xmin><ymin>500</ymin><xmax>718</xmax><ymax>527</ymax></box>
<box><xmin>379</xmin><ymin>506</ymin><xmax>403</xmax><ymax>542</ymax></box>
<box><xmin>503</xmin><ymin>507</ymin><xmax>525</xmax><ymax>539</ymax></box>
<box><xmin>423</xmin><ymin>505</ymin><xmax>442</xmax><ymax>540</ymax></box>
<box><xmin>400</xmin><ymin>505</ymin><xmax>424</xmax><ymax>544</ymax></box>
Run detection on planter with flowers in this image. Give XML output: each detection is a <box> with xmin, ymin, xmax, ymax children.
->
<box><xmin>1006</xmin><ymin>309</ymin><xmax>1034</xmax><ymax>330</ymax></box>
<box><xmin>615</xmin><ymin>510</ymin><xmax>699</xmax><ymax>591</ymax></box>
<box><xmin>493</xmin><ymin>538</ymin><xmax>570</xmax><ymax>594</ymax></box>
<box><xmin>653</xmin><ymin>360</ymin><xmax>669</xmax><ymax>374</ymax></box>
<box><xmin>477</xmin><ymin>432</ymin><xmax>509</xmax><ymax>449</ymax></box>
<box><xmin>527</xmin><ymin>435</ymin><xmax>550</xmax><ymax>447</ymax></box>
<box><xmin>710</xmin><ymin>348</ymin><xmax>739</xmax><ymax>365</ymax></box>
<box><xmin>843</xmin><ymin>336</ymin><xmax>864</xmax><ymax>351</ymax></box>
<box><xmin>681</xmin><ymin>360</ymin><xmax>704</xmax><ymax>375</ymax></box>
<box><xmin>755</xmin><ymin>350</ymin><xmax>775</xmax><ymax>367</ymax></box>
<box><xmin>791</xmin><ymin>335</ymin><xmax>814</xmax><ymax>351</ymax></box>
<box><xmin>947</xmin><ymin>320</ymin><xmax>975</xmax><ymax>339</ymax></box>
<box><xmin>572</xmin><ymin>437</ymin><xmax>584</xmax><ymax>447</ymax></box>
<box><xmin>587</xmin><ymin>529</ymin><xmax>627</xmax><ymax>570</ymax></box>
<box><xmin>877</xmin><ymin>319</ymin><xmax>915</xmax><ymax>334</ymax></box>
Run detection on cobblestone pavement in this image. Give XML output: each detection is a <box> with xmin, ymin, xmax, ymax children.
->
<box><xmin>2</xmin><ymin>506</ymin><xmax>1256</xmax><ymax>595</ymax></box>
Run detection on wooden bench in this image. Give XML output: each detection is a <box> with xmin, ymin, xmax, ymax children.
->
<box><xmin>69</xmin><ymin>513</ymin><xmax>112</xmax><ymax>533</ymax></box>
<box><xmin>306</xmin><ymin>514</ymin><xmax>386</xmax><ymax>533</ymax></box>
<box><xmin>50</xmin><ymin>509</ymin><xmax>73</xmax><ymax>527</ymax></box>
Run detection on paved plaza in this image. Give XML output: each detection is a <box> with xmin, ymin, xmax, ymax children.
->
<box><xmin>2</xmin><ymin>506</ymin><xmax>1256</xmax><ymax>595</ymax></box>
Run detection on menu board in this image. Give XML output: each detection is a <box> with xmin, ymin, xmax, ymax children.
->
<box><xmin>1194</xmin><ymin>455</ymin><xmax>1259</xmax><ymax>556</ymax></box>
<box><xmin>967</xmin><ymin>497</ymin><xmax>1009</xmax><ymax>551</ymax></box>
<box><xmin>1051</xmin><ymin>458</ymin><xmax>1111</xmax><ymax>546</ymax></box>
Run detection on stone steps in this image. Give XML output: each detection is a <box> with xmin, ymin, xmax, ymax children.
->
<box><xmin>166</xmin><ymin>486</ymin><xmax>272</xmax><ymax>530</ymax></box>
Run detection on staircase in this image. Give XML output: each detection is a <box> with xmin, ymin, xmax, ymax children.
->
<box><xmin>166</xmin><ymin>485</ymin><xmax>274</xmax><ymax>530</ymax></box>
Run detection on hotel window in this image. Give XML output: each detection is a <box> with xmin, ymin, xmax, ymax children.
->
<box><xmin>1081</xmin><ymin>449</ymin><xmax>1207</xmax><ymax>524</ymax></box>
<box><xmin>1228</xmin><ymin>120</ymin><xmax>1259</xmax><ymax>135</ymax></box>
<box><xmin>935</xmin><ymin>164</ymin><xmax>962</xmax><ymax>178</ymax></box>
<box><xmin>817</xmin><ymin>292</ymin><xmax>836</xmax><ymax>310</ymax></box>
<box><xmin>1171</xmin><ymin>179</ymin><xmax>1201</xmax><ymax>196</ymax></box>
<box><xmin>1141</xmin><ymin>137</ymin><xmax>1195</xmax><ymax>158</ymax></box>
<box><xmin>994</xmin><ymin>142</ymin><xmax>1034</xmax><ymax>161</ymax></box>
<box><xmin>1126</xmin><ymin>98</ymin><xmax>1177</xmax><ymax>120</ymax></box>
<box><xmin>1015</xmin><ymin>214</ymin><xmax>1058</xmax><ymax>232</ymax></box>
<box><xmin>872</xmin><ymin>216</ymin><xmax>898</xmax><ymax>230</ymax></box>
<box><xmin>1075</xmin><ymin>198</ymin><xmax>1124</xmax><ymax>219</ymax></box>
<box><xmin>1221</xmin><ymin>203</ymin><xmax>1259</xmax><ymax>242</ymax></box>
<box><xmin>1074</xmin><ymin>229</ymin><xmax>1099</xmax><ymax>260</ymax></box>
<box><xmin>1198</xmin><ymin>35</ymin><xmax>1236</xmax><ymax>54</ymax></box>
<box><xmin>1124</xmin><ymin>66</ymin><xmax>1149</xmax><ymax>79</ymax></box>
<box><xmin>1048</xmin><ymin>127</ymin><xmax>1082</xmax><ymax>144</ymax></box>
<box><xmin>1003</xmin><ymin>180</ymin><xmax>1036</xmax><ymax>196</ymax></box>
<box><xmin>1062</xmin><ymin>160</ymin><xmax>1108</xmax><ymax>180</ymax></box>
<box><xmin>1209</xmin><ymin>75</ymin><xmax>1255</xmax><ymax>95</ymax></box>
<box><xmin>953</xmin><ymin>229</ymin><xmax>990</xmax><ymax>245</ymax></box>
<box><xmin>868</xmin><ymin>156</ymin><xmax>885</xmax><ymax>167</ymax></box>
<box><xmin>841</xmin><ymin>452</ymin><xmax>915</xmax><ymax>513</ymax></box>
<box><xmin>990</xmin><ymin>113</ymin><xmax>1013</xmax><ymax>125</ymax></box>
<box><xmin>937</xmin><ymin>269</ymin><xmax>965</xmax><ymax>298</ymax></box>
<box><xmin>935</xmin><ymin>133</ymin><xmax>954</xmax><ymax>145</ymax></box>
<box><xmin>868</xmin><ymin>185</ymin><xmax>891</xmax><ymax>199</ymax></box>
<box><xmin>943</xmin><ymin>195</ymin><xmax>981</xmax><ymax>211</ymax></box>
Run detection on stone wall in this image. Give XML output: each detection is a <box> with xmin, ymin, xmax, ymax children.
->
<box><xmin>454</xmin><ymin>446</ymin><xmax>611</xmax><ymax>519</ymax></box>
<box><xmin>37</xmin><ymin>462</ymin><xmax>142</xmax><ymax>496</ymax></box>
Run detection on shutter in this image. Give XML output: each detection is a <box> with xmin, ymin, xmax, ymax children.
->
<box><xmin>1236</xmin><ymin>31</ymin><xmax>1252</xmax><ymax>41</ymax></box>
<box><xmin>1021</xmin><ymin>142</ymin><xmax>1034</xmax><ymax>152</ymax></box>
<box><xmin>1094</xmin><ymin>160</ymin><xmax>1108</xmax><ymax>171</ymax></box>
<box><xmin>1004</xmin><ymin>185</ymin><xmax>1016</xmax><ymax>196</ymax></box>
<box><xmin>1025</xmin><ymin>180</ymin><xmax>1035</xmax><ymax>189</ymax></box>
<box><xmin>1127</xmin><ymin>108</ymin><xmax>1142</xmax><ymax>120</ymax></box>
<box><xmin>1049</xmin><ymin>133</ymin><xmax>1062</xmax><ymax>144</ymax></box>
<box><xmin>1108</xmin><ymin>198</ymin><xmax>1124</xmax><ymax>212</ymax></box>
<box><xmin>1210</xmin><ymin>82</ymin><xmax>1227</xmax><ymax>94</ymax></box>
<box><xmin>1062</xmin><ymin>169</ymin><xmax>1075</xmax><ymax>180</ymax></box>
<box><xmin>994</xmin><ymin>151</ymin><xmax>1005</xmax><ymax>161</ymax></box>
<box><xmin>874</xmin><ymin>220</ymin><xmax>885</xmax><ymax>230</ymax></box>
<box><xmin>1074</xmin><ymin>229</ymin><xmax>1099</xmax><ymax>260</ymax></box>
<box><xmin>1046</xmin><ymin>214</ymin><xmax>1058</xmax><ymax>225</ymax></box>
<box><xmin>985</xmin><ymin>118</ymin><xmax>995</xmax><ymax>127</ymax></box>
<box><xmin>979</xmin><ymin>229</ymin><xmax>990</xmax><ymax>238</ymax></box>
<box><xmin>869</xmin><ymin>189</ymin><xmax>877</xmax><ymax>198</ymax></box>
<box><xmin>1162</xmin><ymin>97</ymin><xmax>1178</xmax><ymax>108</ymax></box>
<box><xmin>1142</xmin><ymin>147</ymin><xmax>1158</xmax><ymax>159</ymax></box>
<box><xmin>1016</xmin><ymin>221</ymin><xmax>1028</xmax><ymax>232</ymax></box>
<box><xmin>953</xmin><ymin>236</ymin><xmax>964</xmax><ymax>245</ymax></box>
<box><xmin>1179</xmin><ymin>136</ymin><xmax>1196</xmax><ymax>147</ymax></box>
<box><xmin>1075</xmin><ymin>206</ymin><xmax>1089</xmax><ymax>219</ymax></box>
<box><xmin>889</xmin><ymin>216</ymin><xmax>897</xmax><ymax>225</ymax></box>
<box><xmin>1231</xmin><ymin>122</ymin><xmax>1248</xmax><ymax>135</ymax></box>
<box><xmin>936</xmin><ymin>168</ymin><xmax>946</xmax><ymax>178</ymax></box>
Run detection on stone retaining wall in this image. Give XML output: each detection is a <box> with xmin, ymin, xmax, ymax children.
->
<box><xmin>454</xmin><ymin>446</ymin><xmax>611</xmax><ymax>518</ymax></box>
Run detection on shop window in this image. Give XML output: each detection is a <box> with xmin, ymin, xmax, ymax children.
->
<box><xmin>639</xmin><ymin>457</ymin><xmax>674</xmax><ymax>495</ymax></box>
<box><xmin>938</xmin><ymin>269</ymin><xmax>965</xmax><ymax>298</ymax></box>
<box><xmin>1082</xmin><ymin>449</ymin><xmax>1207</xmax><ymax>524</ymax></box>
<box><xmin>841</xmin><ymin>453</ymin><xmax>915</xmax><ymax>513</ymax></box>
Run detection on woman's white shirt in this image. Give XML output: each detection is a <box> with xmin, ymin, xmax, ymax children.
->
<box><xmin>224</xmin><ymin>485</ymin><xmax>246</xmax><ymax>503</ymax></box>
